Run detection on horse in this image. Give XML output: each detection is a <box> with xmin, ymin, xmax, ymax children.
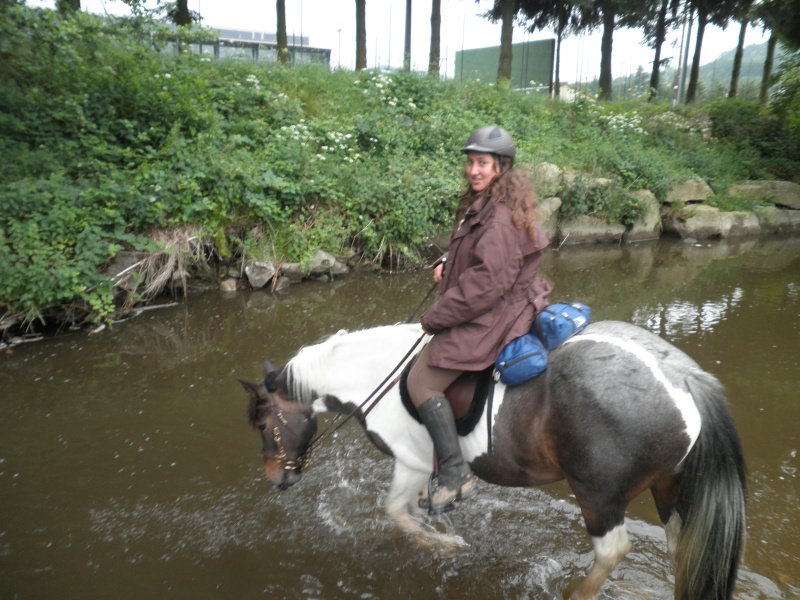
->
<box><xmin>239</xmin><ymin>320</ymin><xmax>746</xmax><ymax>600</ymax></box>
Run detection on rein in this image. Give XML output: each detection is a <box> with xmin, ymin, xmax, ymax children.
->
<box><xmin>285</xmin><ymin>281</ymin><xmax>438</xmax><ymax>467</ymax></box>
<box><xmin>308</xmin><ymin>332</ymin><xmax>427</xmax><ymax>449</ymax></box>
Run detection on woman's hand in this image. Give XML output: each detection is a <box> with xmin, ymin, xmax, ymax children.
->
<box><xmin>433</xmin><ymin>260</ymin><xmax>445</xmax><ymax>283</ymax></box>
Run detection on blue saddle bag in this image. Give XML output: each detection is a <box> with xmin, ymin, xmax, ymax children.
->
<box><xmin>494</xmin><ymin>333</ymin><xmax>548</xmax><ymax>386</ymax></box>
<box><xmin>534</xmin><ymin>302</ymin><xmax>592</xmax><ymax>351</ymax></box>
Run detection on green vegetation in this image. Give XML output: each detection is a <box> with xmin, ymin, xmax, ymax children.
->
<box><xmin>1</xmin><ymin>5</ymin><xmax>799</xmax><ymax>333</ymax></box>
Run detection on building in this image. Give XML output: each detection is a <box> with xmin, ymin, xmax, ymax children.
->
<box><xmin>192</xmin><ymin>28</ymin><xmax>331</xmax><ymax>65</ymax></box>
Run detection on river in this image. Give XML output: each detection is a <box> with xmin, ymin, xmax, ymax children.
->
<box><xmin>1</xmin><ymin>236</ymin><xmax>798</xmax><ymax>599</ymax></box>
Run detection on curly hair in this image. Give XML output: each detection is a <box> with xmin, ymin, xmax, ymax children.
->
<box><xmin>455</xmin><ymin>159</ymin><xmax>541</xmax><ymax>244</ymax></box>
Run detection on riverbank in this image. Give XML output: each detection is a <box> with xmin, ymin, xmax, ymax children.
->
<box><xmin>3</xmin><ymin>6</ymin><xmax>800</xmax><ymax>339</ymax></box>
<box><xmin>3</xmin><ymin>170</ymin><xmax>799</xmax><ymax>347</ymax></box>
<box><xmin>121</xmin><ymin>171</ymin><xmax>800</xmax><ymax>297</ymax></box>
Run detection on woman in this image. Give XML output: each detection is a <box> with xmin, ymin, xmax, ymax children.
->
<box><xmin>407</xmin><ymin>125</ymin><xmax>551</xmax><ymax>513</ymax></box>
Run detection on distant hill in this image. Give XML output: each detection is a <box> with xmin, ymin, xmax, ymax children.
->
<box><xmin>696</xmin><ymin>42</ymin><xmax>769</xmax><ymax>89</ymax></box>
<box><xmin>604</xmin><ymin>41</ymin><xmax>791</xmax><ymax>100</ymax></box>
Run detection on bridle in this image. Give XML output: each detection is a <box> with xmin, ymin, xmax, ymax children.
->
<box><xmin>254</xmin><ymin>283</ymin><xmax>436</xmax><ymax>473</ymax></box>
<box><xmin>258</xmin><ymin>407</ymin><xmax>316</xmax><ymax>473</ymax></box>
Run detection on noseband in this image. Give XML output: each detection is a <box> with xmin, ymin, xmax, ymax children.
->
<box><xmin>258</xmin><ymin>408</ymin><xmax>316</xmax><ymax>472</ymax></box>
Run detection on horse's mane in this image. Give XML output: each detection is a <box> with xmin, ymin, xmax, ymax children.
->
<box><xmin>284</xmin><ymin>323</ymin><xmax>424</xmax><ymax>406</ymax></box>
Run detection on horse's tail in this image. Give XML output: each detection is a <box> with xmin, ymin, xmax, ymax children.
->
<box><xmin>673</xmin><ymin>371</ymin><xmax>746</xmax><ymax>600</ymax></box>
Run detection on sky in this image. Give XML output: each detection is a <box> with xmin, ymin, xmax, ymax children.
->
<box><xmin>29</xmin><ymin>0</ymin><xmax>770</xmax><ymax>83</ymax></box>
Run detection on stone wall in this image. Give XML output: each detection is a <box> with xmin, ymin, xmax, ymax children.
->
<box><xmin>531</xmin><ymin>163</ymin><xmax>800</xmax><ymax>245</ymax></box>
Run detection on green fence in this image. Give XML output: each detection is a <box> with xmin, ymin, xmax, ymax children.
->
<box><xmin>455</xmin><ymin>39</ymin><xmax>555</xmax><ymax>91</ymax></box>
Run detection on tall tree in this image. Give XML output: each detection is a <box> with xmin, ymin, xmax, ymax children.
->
<box><xmin>277</xmin><ymin>0</ymin><xmax>289</xmax><ymax>65</ymax></box>
<box><xmin>577</xmin><ymin>0</ymin><xmax>648</xmax><ymax>101</ymax></box>
<box><xmin>356</xmin><ymin>0</ymin><xmax>367</xmax><ymax>70</ymax></box>
<box><xmin>404</xmin><ymin>0</ymin><xmax>412</xmax><ymax>71</ymax></box>
<box><xmin>429</xmin><ymin>0</ymin><xmax>442</xmax><ymax>77</ymax></box>
<box><xmin>760</xmin><ymin>32</ymin><xmax>778</xmax><ymax>103</ymax></box>
<box><xmin>484</xmin><ymin>0</ymin><xmax>519</xmax><ymax>85</ymax></box>
<box><xmin>753</xmin><ymin>0</ymin><xmax>800</xmax><ymax>104</ymax></box>
<box><xmin>172</xmin><ymin>0</ymin><xmax>191</xmax><ymax>26</ymax></box>
<box><xmin>642</xmin><ymin>0</ymin><xmax>682</xmax><ymax>101</ymax></box>
<box><xmin>685</xmin><ymin>0</ymin><xmax>739</xmax><ymax>103</ymax></box>
<box><xmin>56</xmin><ymin>0</ymin><xmax>80</xmax><ymax>14</ymax></box>
<box><xmin>728</xmin><ymin>0</ymin><xmax>754</xmax><ymax>98</ymax></box>
<box><xmin>597</xmin><ymin>2</ymin><xmax>615</xmax><ymax>99</ymax></box>
<box><xmin>766</xmin><ymin>0</ymin><xmax>800</xmax><ymax>48</ymax></box>
<box><xmin>497</xmin><ymin>0</ymin><xmax>516</xmax><ymax>83</ymax></box>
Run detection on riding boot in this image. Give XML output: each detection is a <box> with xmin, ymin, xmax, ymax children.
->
<box><xmin>416</xmin><ymin>397</ymin><xmax>478</xmax><ymax>514</ymax></box>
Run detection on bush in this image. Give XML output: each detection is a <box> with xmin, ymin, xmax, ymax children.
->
<box><xmin>707</xmin><ymin>98</ymin><xmax>800</xmax><ymax>181</ymax></box>
<box><xmin>1</xmin><ymin>4</ymin><xmax>795</xmax><ymax>331</ymax></box>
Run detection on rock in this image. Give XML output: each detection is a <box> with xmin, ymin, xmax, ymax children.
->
<box><xmin>727</xmin><ymin>211</ymin><xmax>762</xmax><ymax>237</ymax></box>
<box><xmin>307</xmin><ymin>249</ymin><xmax>338</xmax><ymax>275</ymax></box>
<box><xmin>244</xmin><ymin>261</ymin><xmax>276</xmax><ymax>289</ymax></box>
<box><xmin>755</xmin><ymin>206</ymin><xmax>800</xmax><ymax>234</ymax></box>
<box><xmin>558</xmin><ymin>215</ymin><xmax>626</xmax><ymax>245</ymax></box>
<box><xmin>624</xmin><ymin>190</ymin><xmax>662</xmax><ymax>243</ymax></box>
<box><xmin>562</xmin><ymin>171</ymin><xmax>613</xmax><ymax>190</ymax></box>
<box><xmin>728</xmin><ymin>180</ymin><xmax>800</xmax><ymax>210</ymax></box>
<box><xmin>789</xmin><ymin>210</ymin><xmax>800</xmax><ymax>232</ymax></box>
<box><xmin>530</xmin><ymin>162</ymin><xmax>562</xmax><ymax>197</ymax></box>
<box><xmin>219</xmin><ymin>279</ymin><xmax>237</xmax><ymax>293</ymax></box>
<box><xmin>664</xmin><ymin>205</ymin><xmax>761</xmax><ymax>239</ymax></box>
<box><xmin>280</xmin><ymin>250</ymin><xmax>349</xmax><ymax>281</ymax></box>
<box><xmin>561</xmin><ymin>168</ymin><xmax>579</xmax><ymax>187</ymax></box>
<box><xmin>330</xmin><ymin>258</ymin><xmax>350</xmax><ymax>276</ymax></box>
<box><xmin>665</xmin><ymin>178</ymin><xmax>713</xmax><ymax>205</ymax></box>
<box><xmin>273</xmin><ymin>276</ymin><xmax>291</xmax><ymax>292</ymax></box>
<box><xmin>279</xmin><ymin>262</ymin><xmax>307</xmax><ymax>282</ymax></box>
<box><xmin>538</xmin><ymin>196</ymin><xmax>562</xmax><ymax>241</ymax></box>
<box><xmin>106</xmin><ymin>250</ymin><xmax>147</xmax><ymax>293</ymax></box>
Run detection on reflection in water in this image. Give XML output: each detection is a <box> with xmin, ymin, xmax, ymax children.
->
<box><xmin>0</xmin><ymin>236</ymin><xmax>798</xmax><ymax>599</ymax></box>
<box><xmin>632</xmin><ymin>287</ymin><xmax>745</xmax><ymax>337</ymax></box>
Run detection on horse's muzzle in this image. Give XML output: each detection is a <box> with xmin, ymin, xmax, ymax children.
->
<box><xmin>264</xmin><ymin>463</ymin><xmax>302</xmax><ymax>490</ymax></box>
<box><xmin>277</xmin><ymin>469</ymin><xmax>302</xmax><ymax>490</ymax></box>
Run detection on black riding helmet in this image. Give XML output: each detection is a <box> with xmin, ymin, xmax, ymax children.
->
<box><xmin>460</xmin><ymin>125</ymin><xmax>516</xmax><ymax>167</ymax></box>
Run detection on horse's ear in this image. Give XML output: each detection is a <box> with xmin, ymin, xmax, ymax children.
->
<box><xmin>239</xmin><ymin>379</ymin><xmax>265</xmax><ymax>401</ymax></box>
<box><xmin>262</xmin><ymin>359</ymin><xmax>279</xmax><ymax>392</ymax></box>
<box><xmin>262</xmin><ymin>358</ymin><xmax>276</xmax><ymax>375</ymax></box>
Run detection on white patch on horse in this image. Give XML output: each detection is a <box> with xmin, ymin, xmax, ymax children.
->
<box><xmin>563</xmin><ymin>333</ymin><xmax>701</xmax><ymax>455</ymax></box>
<box><xmin>592</xmin><ymin>523</ymin><xmax>631</xmax><ymax>567</ymax></box>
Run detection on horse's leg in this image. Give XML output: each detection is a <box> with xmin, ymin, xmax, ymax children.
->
<box><xmin>566</xmin><ymin>496</ymin><xmax>632</xmax><ymax>600</ymax></box>
<box><xmin>649</xmin><ymin>472</ymin><xmax>682</xmax><ymax>558</ymax></box>
<box><xmin>567</xmin><ymin>523</ymin><xmax>631</xmax><ymax>600</ymax></box>
<box><xmin>384</xmin><ymin>461</ymin><xmax>467</xmax><ymax>549</ymax></box>
<box><xmin>384</xmin><ymin>461</ymin><xmax>433</xmax><ymax>537</ymax></box>
<box><xmin>566</xmin><ymin>524</ymin><xmax>632</xmax><ymax>600</ymax></box>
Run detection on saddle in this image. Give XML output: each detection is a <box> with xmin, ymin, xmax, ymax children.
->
<box><xmin>399</xmin><ymin>358</ymin><xmax>495</xmax><ymax>437</ymax></box>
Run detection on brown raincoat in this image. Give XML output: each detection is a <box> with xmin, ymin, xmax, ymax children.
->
<box><xmin>421</xmin><ymin>194</ymin><xmax>551</xmax><ymax>371</ymax></box>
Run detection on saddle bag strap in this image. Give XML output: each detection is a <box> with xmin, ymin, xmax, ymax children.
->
<box><xmin>486</xmin><ymin>379</ymin><xmax>495</xmax><ymax>454</ymax></box>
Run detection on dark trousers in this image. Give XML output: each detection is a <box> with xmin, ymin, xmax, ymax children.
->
<box><xmin>406</xmin><ymin>342</ymin><xmax>462</xmax><ymax>407</ymax></box>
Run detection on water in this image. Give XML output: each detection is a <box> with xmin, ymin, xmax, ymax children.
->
<box><xmin>1</xmin><ymin>236</ymin><xmax>798</xmax><ymax>599</ymax></box>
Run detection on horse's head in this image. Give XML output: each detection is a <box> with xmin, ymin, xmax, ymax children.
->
<box><xmin>239</xmin><ymin>360</ymin><xmax>317</xmax><ymax>490</ymax></box>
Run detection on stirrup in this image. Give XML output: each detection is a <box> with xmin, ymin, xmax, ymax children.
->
<box><xmin>419</xmin><ymin>472</ymin><xmax>477</xmax><ymax>515</ymax></box>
